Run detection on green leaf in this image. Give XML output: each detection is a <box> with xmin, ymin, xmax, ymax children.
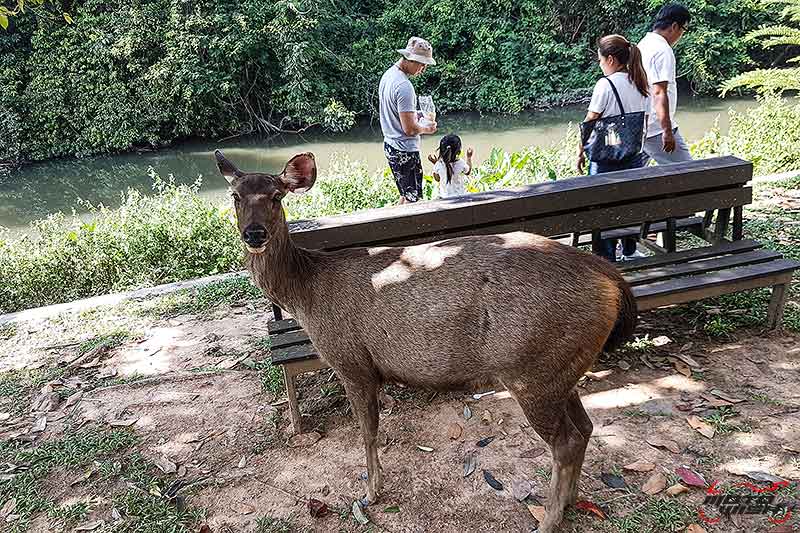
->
<box><xmin>0</xmin><ymin>14</ymin><xmax>8</xmax><ymax>30</ymax></box>
<box><xmin>383</xmin><ymin>506</ymin><xmax>400</xmax><ymax>513</ymax></box>
<box><xmin>63</xmin><ymin>12</ymin><xmax>73</xmax><ymax>24</ymax></box>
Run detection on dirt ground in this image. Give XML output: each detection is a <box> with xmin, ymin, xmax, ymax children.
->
<box><xmin>1</xmin><ymin>290</ymin><xmax>799</xmax><ymax>533</ymax></box>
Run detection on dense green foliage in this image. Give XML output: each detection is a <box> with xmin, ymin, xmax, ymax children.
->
<box><xmin>691</xmin><ymin>95</ymin><xmax>800</xmax><ymax>174</ymax></box>
<box><xmin>0</xmin><ymin>0</ymin><xmax>781</xmax><ymax>166</ymax></box>
<box><xmin>722</xmin><ymin>0</ymin><xmax>800</xmax><ymax>95</ymax></box>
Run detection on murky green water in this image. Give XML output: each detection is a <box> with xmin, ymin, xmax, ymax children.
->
<box><xmin>0</xmin><ymin>97</ymin><xmax>756</xmax><ymax>237</ymax></box>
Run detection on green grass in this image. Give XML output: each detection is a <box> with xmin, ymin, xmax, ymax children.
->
<box><xmin>255</xmin><ymin>515</ymin><xmax>307</xmax><ymax>533</ymax></box>
<box><xmin>0</xmin><ymin>365</ymin><xmax>66</xmax><ymax>414</ymax></box>
<box><xmin>0</xmin><ymin>322</ymin><xmax>18</xmax><ymax>340</ymax></box>
<box><xmin>78</xmin><ymin>329</ymin><xmax>132</xmax><ymax>355</ymax></box>
<box><xmin>702</xmin><ymin>406</ymin><xmax>753</xmax><ymax>434</ymax></box>
<box><xmin>0</xmin><ymin>431</ymin><xmax>202</xmax><ymax>532</ymax></box>
<box><xmin>130</xmin><ymin>276</ymin><xmax>262</xmax><ymax>318</ymax></box>
<box><xmin>608</xmin><ymin>498</ymin><xmax>693</xmax><ymax>533</ymax></box>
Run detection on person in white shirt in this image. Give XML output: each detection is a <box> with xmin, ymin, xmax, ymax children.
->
<box><xmin>638</xmin><ymin>3</ymin><xmax>692</xmax><ymax>164</ymax></box>
<box><xmin>428</xmin><ymin>134</ymin><xmax>473</xmax><ymax>198</ymax></box>
<box><xmin>577</xmin><ymin>34</ymin><xmax>650</xmax><ymax>262</ymax></box>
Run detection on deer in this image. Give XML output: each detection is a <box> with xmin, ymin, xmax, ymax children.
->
<box><xmin>214</xmin><ymin>150</ymin><xmax>637</xmax><ymax>533</ymax></box>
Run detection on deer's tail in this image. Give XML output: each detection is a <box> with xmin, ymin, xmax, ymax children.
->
<box><xmin>603</xmin><ymin>279</ymin><xmax>638</xmax><ymax>353</ymax></box>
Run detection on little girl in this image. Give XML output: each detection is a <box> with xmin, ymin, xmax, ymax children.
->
<box><xmin>428</xmin><ymin>134</ymin><xmax>473</xmax><ymax>198</ymax></box>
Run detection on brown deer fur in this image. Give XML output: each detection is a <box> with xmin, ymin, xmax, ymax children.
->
<box><xmin>215</xmin><ymin>150</ymin><xmax>637</xmax><ymax>533</ymax></box>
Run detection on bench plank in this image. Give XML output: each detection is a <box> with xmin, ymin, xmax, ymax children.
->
<box><xmin>268</xmin><ymin>319</ymin><xmax>302</xmax><ymax>335</ymax></box>
<box><xmin>556</xmin><ymin>216</ymin><xmax>703</xmax><ymax>246</ymax></box>
<box><xmin>617</xmin><ymin>239</ymin><xmax>763</xmax><ymax>273</ymax></box>
<box><xmin>373</xmin><ymin>188</ymin><xmax>751</xmax><ymax>249</ymax></box>
<box><xmin>290</xmin><ymin>157</ymin><xmax>752</xmax><ymax>251</ymax></box>
<box><xmin>623</xmin><ymin>249</ymin><xmax>784</xmax><ymax>286</ymax></box>
<box><xmin>271</xmin><ymin>343</ymin><xmax>319</xmax><ymax>365</ymax></box>
<box><xmin>271</xmin><ymin>329</ymin><xmax>311</xmax><ymax>350</ymax></box>
<box><xmin>633</xmin><ymin>259</ymin><xmax>800</xmax><ymax>305</ymax></box>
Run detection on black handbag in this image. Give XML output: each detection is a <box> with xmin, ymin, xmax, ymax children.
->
<box><xmin>580</xmin><ymin>77</ymin><xmax>646</xmax><ymax>164</ymax></box>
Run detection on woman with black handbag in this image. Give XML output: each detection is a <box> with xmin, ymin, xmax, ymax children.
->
<box><xmin>577</xmin><ymin>34</ymin><xmax>650</xmax><ymax>262</ymax></box>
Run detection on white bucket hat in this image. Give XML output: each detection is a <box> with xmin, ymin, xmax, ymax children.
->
<box><xmin>396</xmin><ymin>37</ymin><xmax>436</xmax><ymax>66</ymax></box>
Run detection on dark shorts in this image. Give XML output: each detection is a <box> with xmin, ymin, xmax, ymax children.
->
<box><xmin>384</xmin><ymin>142</ymin><xmax>423</xmax><ymax>202</ymax></box>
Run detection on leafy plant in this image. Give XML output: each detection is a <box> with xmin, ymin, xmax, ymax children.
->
<box><xmin>722</xmin><ymin>0</ymin><xmax>800</xmax><ymax>95</ymax></box>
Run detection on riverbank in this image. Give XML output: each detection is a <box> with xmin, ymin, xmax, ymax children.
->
<box><xmin>0</xmin><ymin>97</ymin><xmax>758</xmax><ymax>235</ymax></box>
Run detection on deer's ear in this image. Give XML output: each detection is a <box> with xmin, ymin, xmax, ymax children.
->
<box><xmin>281</xmin><ymin>153</ymin><xmax>317</xmax><ymax>194</ymax></box>
<box><xmin>214</xmin><ymin>150</ymin><xmax>243</xmax><ymax>184</ymax></box>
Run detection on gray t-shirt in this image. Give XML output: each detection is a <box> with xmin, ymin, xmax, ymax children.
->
<box><xmin>379</xmin><ymin>64</ymin><xmax>419</xmax><ymax>152</ymax></box>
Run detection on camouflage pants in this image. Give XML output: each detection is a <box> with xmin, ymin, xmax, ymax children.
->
<box><xmin>384</xmin><ymin>142</ymin><xmax>423</xmax><ymax>202</ymax></box>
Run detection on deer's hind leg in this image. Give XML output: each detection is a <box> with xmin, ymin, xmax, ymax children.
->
<box><xmin>341</xmin><ymin>376</ymin><xmax>383</xmax><ymax>503</ymax></box>
<box><xmin>564</xmin><ymin>389</ymin><xmax>592</xmax><ymax>505</ymax></box>
<box><xmin>503</xmin><ymin>380</ymin><xmax>587</xmax><ymax>533</ymax></box>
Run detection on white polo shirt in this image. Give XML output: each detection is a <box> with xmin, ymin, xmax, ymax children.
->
<box><xmin>638</xmin><ymin>32</ymin><xmax>678</xmax><ymax>138</ymax></box>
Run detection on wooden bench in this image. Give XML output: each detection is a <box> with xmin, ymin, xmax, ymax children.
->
<box><xmin>267</xmin><ymin>156</ymin><xmax>799</xmax><ymax>433</ymax></box>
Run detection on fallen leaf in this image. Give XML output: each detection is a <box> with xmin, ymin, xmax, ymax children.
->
<box><xmin>307</xmin><ymin>498</ymin><xmax>328</xmax><ymax>518</ymax></box>
<box><xmin>624</xmin><ymin>460</ymin><xmax>655</xmax><ymax>472</ymax></box>
<box><xmin>642</xmin><ymin>472</ymin><xmax>667</xmax><ymax>495</ymax></box>
<box><xmin>463</xmin><ymin>452</ymin><xmax>477</xmax><ymax>478</ymax></box>
<box><xmin>520</xmin><ymin>448</ymin><xmax>545</xmax><ymax>459</ymax></box>
<box><xmin>154</xmin><ymin>455</ymin><xmax>177</xmax><ymax>475</ymax></box>
<box><xmin>379</xmin><ymin>392</ymin><xmax>396</xmax><ymax>412</ymax></box>
<box><xmin>600</xmin><ymin>472</ymin><xmax>627</xmax><ymax>489</ymax></box>
<box><xmin>383</xmin><ymin>506</ymin><xmax>400</xmax><ymax>513</ymax></box>
<box><xmin>463</xmin><ymin>405</ymin><xmax>472</xmax><ymax>420</ymax></box>
<box><xmin>109</xmin><ymin>417</ymin><xmax>139</xmax><ymax>427</ymax></box>
<box><xmin>29</xmin><ymin>415</ymin><xmax>46</xmax><ymax>433</ymax></box>
<box><xmin>666</xmin><ymin>483</ymin><xmax>690</xmax><ymax>496</ymax></box>
<box><xmin>575</xmin><ymin>500</ymin><xmax>607</xmax><ymax>520</ymax></box>
<box><xmin>198</xmin><ymin>525</ymin><xmax>211</xmax><ymax>533</ymax></box>
<box><xmin>699</xmin><ymin>393</ymin><xmax>733</xmax><ymax>407</ymax></box>
<box><xmin>481</xmin><ymin>410</ymin><xmax>492</xmax><ymax>425</ymax></box>
<box><xmin>617</xmin><ymin>360</ymin><xmax>631</xmax><ymax>371</ymax></box>
<box><xmin>178</xmin><ymin>465</ymin><xmax>187</xmax><ymax>478</ymax></box>
<box><xmin>527</xmin><ymin>504</ymin><xmax>547</xmax><ymax>523</ymax></box>
<box><xmin>483</xmin><ymin>470</ymin><xmax>503</xmax><ymax>491</ymax></box>
<box><xmin>79</xmin><ymin>357</ymin><xmax>102</xmax><ymax>369</ymax></box>
<box><xmin>237</xmin><ymin>456</ymin><xmax>246</xmax><ymax>469</ymax></box>
<box><xmin>447</xmin><ymin>423</ymin><xmax>463</xmax><ymax>440</ymax></box>
<box><xmin>0</xmin><ymin>413</ymin><xmax>9</xmax><ymax>422</ymax></box>
<box><xmin>288</xmin><ymin>431</ymin><xmax>322</xmax><ymax>448</ymax></box>
<box><xmin>743</xmin><ymin>471</ymin><xmax>785</xmax><ymax>483</ymax></box>
<box><xmin>75</xmin><ymin>521</ymin><xmax>104</xmax><ymax>531</ymax></box>
<box><xmin>710</xmin><ymin>390</ymin><xmax>745</xmax><ymax>403</ymax></box>
<box><xmin>687</xmin><ymin>416</ymin><xmax>715</xmax><ymax>439</ymax></box>
<box><xmin>477</xmin><ymin>436</ymin><xmax>495</xmax><ymax>448</ymax></box>
<box><xmin>70</xmin><ymin>467</ymin><xmax>97</xmax><ymax>486</ymax></box>
<box><xmin>0</xmin><ymin>498</ymin><xmax>17</xmax><ymax>518</ymax></box>
<box><xmin>64</xmin><ymin>392</ymin><xmax>84</xmax><ymax>409</ymax></box>
<box><xmin>652</xmin><ymin>335</ymin><xmax>671</xmax><ymax>347</ymax></box>
<box><xmin>512</xmin><ymin>480</ymin><xmax>533</xmax><ymax>502</ymax></box>
<box><xmin>96</xmin><ymin>368</ymin><xmax>118</xmax><ymax>379</ymax></box>
<box><xmin>782</xmin><ymin>443</ymin><xmax>800</xmax><ymax>454</ymax></box>
<box><xmin>351</xmin><ymin>500</ymin><xmax>369</xmax><ymax>525</ymax></box>
<box><xmin>672</xmin><ymin>359</ymin><xmax>692</xmax><ymax>378</ymax></box>
<box><xmin>416</xmin><ymin>445</ymin><xmax>434</xmax><ymax>453</ymax></box>
<box><xmin>585</xmin><ymin>370</ymin><xmax>614</xmax><ymax>381</ymax></box>
<box><xmin>686</xmin><ymin>525</ymin><xmax>707</xmax><ymax>533</ymax></box>
<box><xmin>675</xmin><ymin>466</ymin><xmax>707</xmax><ymax>488</ymax></box>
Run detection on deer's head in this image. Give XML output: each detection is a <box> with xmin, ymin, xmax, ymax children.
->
<box><xmin>215</xmin><ymin>150</ymin><xmax>317</xmax><ymax>254</ymax></box>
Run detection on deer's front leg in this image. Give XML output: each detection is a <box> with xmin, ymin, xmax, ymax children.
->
<box><xmin>343</xmin><ymin>378</ymin><xmax>382</xmax><ymax>503</ymax></box>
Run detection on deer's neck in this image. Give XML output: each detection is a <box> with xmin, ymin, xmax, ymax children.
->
<box><xmin>246</xmin><ymin>226</ymin><xmax>316</xmax><ymax>318</ymax></box>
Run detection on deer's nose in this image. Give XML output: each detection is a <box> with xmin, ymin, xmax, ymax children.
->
<box><xmin>243</xmin><ymin>224</ymin><xmax>267</xmax><ymax>247</ymax></box>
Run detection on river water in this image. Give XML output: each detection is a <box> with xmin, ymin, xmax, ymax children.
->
<box><xmin>0</xmin><ymin>97</ymin><xmax>756</xmax><ymax>238</ymax></box>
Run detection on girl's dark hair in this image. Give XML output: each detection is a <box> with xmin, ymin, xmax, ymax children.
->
<box><xmin>598</xmin><ymin>34</ymin><xmax>649</xmax><ymax>98</ymax></box>
<box><xmin>438</xmin><ymin>134</ymin><xmax>462</xmax><ymax>184</ymax></box>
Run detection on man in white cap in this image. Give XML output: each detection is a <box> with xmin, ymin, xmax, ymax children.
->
<box><xmin>379</xmin><ymin>37</ymin><xmax>438</xmax><ymax>204</ymax></box>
